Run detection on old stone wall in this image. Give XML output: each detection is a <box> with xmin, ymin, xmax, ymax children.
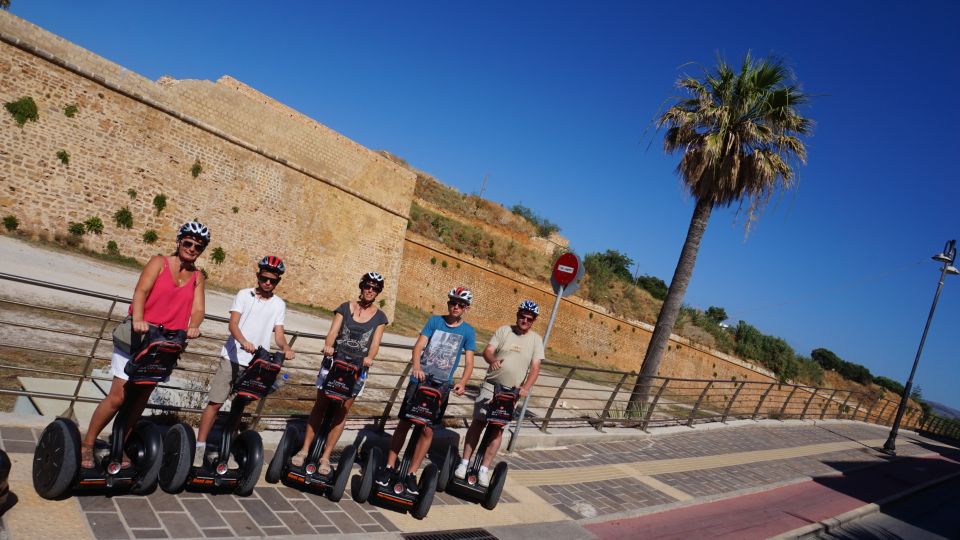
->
<box><xmin>0</xmin><ymin>12</ymin><xmax>415</xmax><ymax>316</ymax></box>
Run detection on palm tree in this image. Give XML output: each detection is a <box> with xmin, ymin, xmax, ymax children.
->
<box><xmin>627</xmin><ymin>53</ymin><xmax>813</xmax><ymax>414</ymax></box>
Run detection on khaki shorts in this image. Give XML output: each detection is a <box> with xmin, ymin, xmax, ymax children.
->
<box><xmin>472</xmin><ymin>382</ymin><xmax>495</xmax><ymax>420</ymax></box>
<box><xmin>207</xmin><ymin>357</ymin><xmax>242</xmax><ymax>404</ymax></box>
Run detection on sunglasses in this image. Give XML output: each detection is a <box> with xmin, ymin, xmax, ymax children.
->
<box><xmin>258</xmin><ymin>275</ymin><xmax>281</xmax><ymax>285</ymax></box>
<box><xmin>361</xmin><ymin>283</ymin><xmax>383</xmax><ymax>292</ymax></box>
<box><xmin>517</xmin><ymin>313</ymin><xmax>537</xmax><ymax>323</ymax></box>
<box><xmin>448</xmin><ymin>300</ymin><xmax>469</xmax><ymax>309</ymax></box>
<box><xmin>180</xmin><ymin>239</ymin><xmax>206</xmax><ymax>252</ymax></box>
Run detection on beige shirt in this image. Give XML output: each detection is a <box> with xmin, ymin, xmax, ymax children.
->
<box><xmin>485</xmin><ymin>325</ymin><xmax>545</xmax><ymax>388</ymax></box>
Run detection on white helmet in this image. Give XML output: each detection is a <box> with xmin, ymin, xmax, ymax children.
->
<box><xmin>518</xmin><ymin>300</ymin><xmax>540</xmax><ymax>316</ymax></box>
<box><xmin>448</xmin><ymin>286</ymin><xmax>473</xmax><ymax>305</ymax></box>
<box><xmin>359</xmin><ymin>272</ymin><xmax>384</xmax><ymax>290</ymax></box>
<box><xmin>177</xmin><ymin>220</ymin><xmax>210</xmax><ymax>243</ymax></box>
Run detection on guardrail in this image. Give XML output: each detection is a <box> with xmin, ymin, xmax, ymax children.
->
<box><xmin>0</xmin><ymin>272</ymin><xmax>953</xmax><ymax>448</ymax></box>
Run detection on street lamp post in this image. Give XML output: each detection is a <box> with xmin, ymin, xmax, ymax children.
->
<box><xmin>882</xmin><ymin>239</ymin><xmax>958</xmax><ymax>455</ymax></box>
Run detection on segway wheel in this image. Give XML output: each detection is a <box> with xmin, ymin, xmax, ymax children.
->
<box><xmin>233</xmin><ymin>430</ymin><xmax>264</xmax><ymax>496</ymax></box>
<box><xmin>159</xmin><ymin>422</ymin><xmax>195</xmax><ymax>494</ymax></box>
<box><xmin>436</xmin><ymin>445</ymin><xmax>454</xmax><ymax>493</ymax></box>
<box><xmin>328</xmin><ymin>444</ymin><xmax>355</xmax><ymax>502</ymax></box>
<box><xmin>410</xmin><ymin>463</ymin><xmax>438</xmax><ymax>520</ymax></box>
<box><xmin>352</xmin><ymin>446</ymin><xmax>380</xmax><ymax>503</ymax></box>
<box><xmin>129</xmin><ymin>421</ymin><xmax>163</xmax><ymax>495</ymax></box>
<box><xmin>482</xmin><ymin>461</ymin><xmax>509</xmax><ymax>510</ymax></box>
<box><xmin>265</xmin><ymin>424</ymin><xmax>298</xmax><ymax>484</ymax></box>
<box><xmin>33</xmin><ymin>418</ymin><xmax>80</xmax><ymax>500</ymax></box>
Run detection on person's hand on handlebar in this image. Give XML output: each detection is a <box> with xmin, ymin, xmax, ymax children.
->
<box><xmin>239</xmin><ymin>339</ymin><xmax>255</xmax><ymax>353</ymax></box>
<box><xmin>187</xmin><ymin>327</ymin><xmax>201</xmax><ymax>339</ymax></box>
<box><xmin>322</xmin><ymin>345</ymin><xmax>335</xmax><ymax>357</ymax></box>
<box><xmin>519</xmin><ymin>386</ymin><xmax>530</xmax><ymax>398</ymax></box>
<box><xmin>283</xmin><ymin>347</ymin><xmax>296</xmax><ymax>360</ymax></box>
<box><xmin>412</xmin><ymin>365</ymin><xmax>425</xmax><ymax>381</ymax></box>
<box><xmin>132</xmin><ymin>319</ymin><xmax>149</xmax><ymax>333</ymax></box>
<box><xmin>453</xmin><ymin>381</ymin><xmax>466</xmax><ymax>396</ymax></box>
<box><xmin>363</xmin><ymin>356</ymin><xmax>374</xmax><ymax>368</ymax></box>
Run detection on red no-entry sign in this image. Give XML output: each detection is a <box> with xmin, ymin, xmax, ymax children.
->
<box><xmin>552</xmin><ymin>253</ymin><xmax>581</xmax><ymax>287</ymax></box>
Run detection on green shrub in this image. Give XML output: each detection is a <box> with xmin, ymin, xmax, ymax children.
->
<box><xmin>106</xmin><ymin>240</ymin><xmax>119</xmax><ymax>255</ymax></box>
<box><xmin>190</xmin><ymin>159</ymin><xmax>202</xmax><ymax>178</ymax></box>
<box><xmin>67</xmin><ymin>222</ymin><xmax>85</xmax><ymax>236</ymax></box>
<box><xmin>152</xmin><ymin>193</ymin><xmax>167</xmax><ymax>215</ymax></box>
<box><xmin>231</xmin><ymin>206</ymin><xmax>239</xmax><ymax>214</ymax></box>
<box><xmin>636</xmin><ymin>274</ymin><xmax>668</xmax><ymax>300</ymax></box>
<box><xmin>2</xmin><ymin>215</ymin><xmax>18</xmax><ymax>232</ymax></box>
<box><xmin>510</xmin><ymin>204</ymin><xmax>560</xmax><ymax>237</ymax></box>
<box><xmin>63</xmin><ymin>104</ymin><xmax>79</xmax><ymax>118</ymax></box>
<box><xmin>113</xmin><ymin>207</ymin><xmax>133</xmax><ymax>229</ymax></box>
<box><xmin>127</xmin><ymin>188</ymin><xmax>137</xmax><ymax>199</ymax></box>
<box><xmin>142</xmin><ymin>229</ymin><xmax>158</xmax><ymax>244</ymax></box>
<box><xmin>441</xmin><ymin>260</ymin><xmax>448</xmax><ymax>268</ymax></box>
<box><xmin>211</xmin><ymin>246</ymin><xmax>225</xmax><ymax>265</ymax></box>
<box><xmin>430</xmin><ymin>256</ymin><xmax>437</xmax><ymax>265</ymax></box>
<box><xmin>4</xmin><ymin>96</ymin><xmax>39</xmax><ymax>126</ymax></box>
<box><xmin>200</xmin><ymin>268</ymin><xmax>209</xmax><ymax>280</ymax></box>
<box><xmin>56</xmin><ymin>150</ymin><xmax>70</xmax><ymax>165</ymax></box>
<box><xmin>84</xmin><ymin>216</ymin><xmax>104</xmax><ymax>235</ymax></box>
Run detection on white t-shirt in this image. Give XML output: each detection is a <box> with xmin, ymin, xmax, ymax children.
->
<box><xmin>221</xmin><ymin>288</ymin><xmax>286</xmax><ymax>366</ymax></box>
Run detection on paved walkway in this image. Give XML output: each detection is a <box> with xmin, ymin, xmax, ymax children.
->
<box><xmin>0</xmin><ymin>415</ymin><xmax>957</xmax><ymax>539</ymax></box>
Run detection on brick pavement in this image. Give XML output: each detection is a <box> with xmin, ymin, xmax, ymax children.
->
<box><xmin>0</xmin><ymin>419</ymin><xmax>956</xmax><ymax>539</ymax></box>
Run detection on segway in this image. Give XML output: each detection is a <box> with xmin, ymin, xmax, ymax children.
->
<box><xmin>32</xmin><ymin>325</ymin><xmax>186</xmax><ymax>499</ymax></box>
<box><xmin>353</xmin><ymin>375</ymin><xmax>448</xmax><ymax>520</ymax></box>
<box><xmin>159</xmin><ymin>347</ymin><xmax>284</xmax><ymax>496</ymax></box>
<box><xmin>441</xmin><ymin>384</ymin><xmax>518</xmax><ymax>510</ymax></box>
<box><xmin>264</xmin><ymin>355</ymin><xmax>361</xmax><ymax>502</ymax></box>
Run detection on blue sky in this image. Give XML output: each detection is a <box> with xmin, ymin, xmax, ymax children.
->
<box><xmin>9</xmin><ymin>2</ymin><xmax>960</xmax><ymax>408</ymax></box>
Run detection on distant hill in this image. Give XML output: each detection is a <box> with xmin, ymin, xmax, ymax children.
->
<box><xmin>927</xmin><ymin>400</ymin><xmax>960</xmax><ymax>419</ymax></box>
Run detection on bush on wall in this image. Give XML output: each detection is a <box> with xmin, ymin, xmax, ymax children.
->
<box><xmin>4</xmin><ymin>96</ymin><xmax>39</xmax><ymax>126</ymax></box>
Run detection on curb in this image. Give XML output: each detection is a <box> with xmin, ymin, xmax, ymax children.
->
<box><xmin>770</xmin><ymin>467</ymin><xmax>960</xmax><ymax>539</ymax></box>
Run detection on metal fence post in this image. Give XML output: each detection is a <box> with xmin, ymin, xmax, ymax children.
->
<box><xmin>800</xmin><ymin>388</ymin><xmax>819</xmax><ymax>420</ymax></box>
<box><xmin>752</xmin><ymin>382</ymin><xmax>776</xmax><ymax>420</ymax></box>
<box><xmin>875</xmin><ymin>399</ymin><xmax>892</xmax><ymax>426</ymax></box>
<box><xmin>377</xmin><ymin>363</ymin><xmax>412</xmax><ymax>431</ymax></box>
<box><xmin>62</xmin><ymin>298</ymin><xmax>118</xmax><ymax>420</ymax></box>
<box><xmin>778</xmin><ymin>386</ymin><xmax>799</xmax><ymax>420</ymax></box>
<box><xmin>641</xmin><ymin>379</ymin><xmax>669</xmax><ymax>432</ymax></box>
<box><xmin>836</xmin><ymin>391</ymin><xmax>854</xmax><ymax>420</ymax></box>
<box><xmin>250</xmin><ymin>334</ymin><xmax>298</xmax><ymax>430</ymax></box>
<box><xmin>686</xmin><ymin>381</ymin><xmax>714</xmax><ymax>427</ymax></box>
<box><xmin>720</xmin><ymin>381</ymin><xmax>746</xmax><ymax>423</ymax></box>
<box><xmin>596</xmin><ymin>372</ymin><xmax>631</xmax><ymax>432</ymax></box>
<box><xmin>540</xmin><ymin>367</ymin><xmax>576</xmax><ymax>433</ymax></box>
<box><xmin>819</xmin><ymin>389</ymin><xmax>839</xmax><ymax>420</ymax></box>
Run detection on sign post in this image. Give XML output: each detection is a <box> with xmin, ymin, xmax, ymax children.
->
<box><xmin>508</xmin><ymin>252</ymin><xmax>581</xmax><ymax>451</ymax></box>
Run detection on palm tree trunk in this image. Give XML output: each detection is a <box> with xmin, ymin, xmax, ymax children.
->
<box><xmin>628</xmin><ymin>197</ymin><xmax>713</xmax><ymax>415</ymax></box>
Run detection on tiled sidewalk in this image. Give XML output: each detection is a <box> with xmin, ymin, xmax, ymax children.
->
<box><xmin>0</xmin><ymin>420</ymin><xmax>957</xmax><ymax>539</ymax></box>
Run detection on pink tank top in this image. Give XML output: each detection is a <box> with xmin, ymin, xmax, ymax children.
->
<box><xmin>128</xmin><ymin>257</ymin><xmax>197</xmax><ymax>330</ymax></box>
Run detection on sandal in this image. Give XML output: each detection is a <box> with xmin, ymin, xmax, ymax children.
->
<box><xmin>121</xmin><ymin>452</ymin><xmax>133</xmax><ymax>469</ymax></box>
<box><xmin>80</xmin><ymin>442</ymin><xmax>96</xmax><ymax>469</ymax></box>
<box><xmin>318</xmin><ymin>457</ymin><xmax>332</xmax><ymax>476</ymax></box>
<box><xmin>290</xmin><ymin>451</ymin><xmax>307</xmax><ymax>468</ymax></box>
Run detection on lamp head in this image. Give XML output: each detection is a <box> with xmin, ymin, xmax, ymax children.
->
<box><xmin>932</xmin><ymin>239</ymin><xmax>957</xmax><ymax>265</ymax></box>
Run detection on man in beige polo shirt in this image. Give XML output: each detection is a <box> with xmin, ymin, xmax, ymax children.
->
<box><xmin>456</xmin><ymin>300</ymin><xmax>544</xmax><ymax>486</ymax></box>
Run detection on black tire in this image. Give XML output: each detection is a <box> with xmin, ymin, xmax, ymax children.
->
<box><xmin>328</xmin><ymin>445</ymin><xmax>355</xmax><ymax>502</ymax></box>
<box><xmin>410</xmin><ymin>463</ymin><xmax>438</xmax><ymax>520</ymax></box>
<box><xmin>265</xmin><ymin>424</ymin><xmax>297</xmax><ymax>484</ymax></box>
<box><xmin>436</xmin><ymin>445</ymin><xmax>454</xmax><ymax>493</ymax></box>
<box><xmin>352</xmin><ymin>446</ymin><xmax>380</xmax><ymax>503</ymax></box>
<box><xmin>33</xmin><ymin>418</ymin><xmax>80</xmax><ymax>500</ymax></box>
<box><xmin>233</xmin><ymin>430</ymin><xmax>264</xmax><ymax>496</ymax></box>
<box><xmin>482</xmin><ymin>461</ymin><xmax>509</xmax><ymax>510</ymax></box>
<box><xmin>129</xmin><ymin>421</ymin><xmax>163</xmax><ymax>495</ymax></box>
<box><xmin>159</xmin><ymin>422</ymin><xmax>194</xmax><ymax>494</ymax></box>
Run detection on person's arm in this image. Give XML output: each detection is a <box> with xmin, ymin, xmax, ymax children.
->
<box><xmin>274</xmin><ymin>325</ymin><xmax>295</xmax><ymax>359</ymax></box>
<box><xmin>323</xmin><ymin>312</ymin><xmax>345</xmax><ymax>357</ymax></box>
<box><xmin>482</xmin><ymin>344</ymin><xmax>501</xmax><ymax>371</ymax></box>
<box><xmin>520</xmin><ymin>358</ymin><xmax>541</xmax><ymax>398</ymax></box>
<box><xmin>186</xmin><ymin>271</ymin><xmax>205</xmax><ymax>339</ymax></box>
<box><xmin>364</xmin><ymin>324</ymin><xmax>387</xmax><ymax>368</ymax></box>
<box><xmin>131</xmin><ymin>256</ymin><xmax>165</xmax><ymax>333</ymax></box>
<box><xmin>454</xmin><ymin>350</ymin><xmax>474</xmax><ymax>396</ymax></box>
<box><xmin>227</xmin><ymin>311</ymin><xmax>255</xmax><ymax>352</ymax></box>
<box><xmin>410</xmin><ymin>334</ymin><xmax>429</xmax><ymax>381</ymax></box>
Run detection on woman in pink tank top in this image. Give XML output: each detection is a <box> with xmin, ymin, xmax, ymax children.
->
<box><xmin>81</xmin><ymin>221</ymin><xmax>209</xmax><ymax>468</ymax></box>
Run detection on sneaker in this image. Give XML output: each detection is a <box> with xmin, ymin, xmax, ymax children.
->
<box><xmin>478</xmin><ymin>468</ymin><xmax>489</xmax><ymax>488</ymax></box>
<box><xmin>192</xmin><ymin>447</ymin><xmax>205</xmax><ymax>468</ymax></box>
<box><xmin>454</xmin><ymin>462</ymin><xmax>467</xmax><ymax>479</ymax></box>
<box><xmin>375</xmin><ymin>467</ymin><xmax>394</xmax><ymax>487</ymax></box>
<box><xmin>405</xmin><ymin>473</ymin><xmax>419</xmax><ymax>495</ymax></box>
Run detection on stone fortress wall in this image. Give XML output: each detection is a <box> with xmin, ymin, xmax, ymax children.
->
<box><xmin>0</xmin><ymin>12</ymin><xmax>415</xmax><ymax>317</ymax></box>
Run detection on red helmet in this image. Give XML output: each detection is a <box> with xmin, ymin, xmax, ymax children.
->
<box><xmin>258</xmin><ymin>255</ymin><xmax>285</xmax><ymax>275</ymax></box>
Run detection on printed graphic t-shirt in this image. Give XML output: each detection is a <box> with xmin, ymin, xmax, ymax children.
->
<box><xmin>333</xmin><ymin>302</ymin><xmax>389</xmax><ymax>362</ymax></box>
<box><xmin>416</xmin><ymin>315</ymin><xmax>476</xmax><ymax>383</ymax></box>
<box><xmin>221</xmin><ymin>288</ymin><xmax>286</xmax><ymax>366</ymax></box>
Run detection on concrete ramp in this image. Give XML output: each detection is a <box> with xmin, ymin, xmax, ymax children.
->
<box><xmin>17</xmin><ymin>377</ymin><xmax>105</xmax><ymax>425</ymax></box>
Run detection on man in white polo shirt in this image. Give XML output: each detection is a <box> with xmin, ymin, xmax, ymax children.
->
<box><xmin>194</xmin><ymin>255</ymin><xmax>295</xmax><ymax>466</ymax></box>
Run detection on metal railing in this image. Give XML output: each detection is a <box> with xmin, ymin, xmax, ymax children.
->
<box><xmin>0</xmin><ymin>272</ymin><xmax>952</xmax><ymax>448</ymax></box>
